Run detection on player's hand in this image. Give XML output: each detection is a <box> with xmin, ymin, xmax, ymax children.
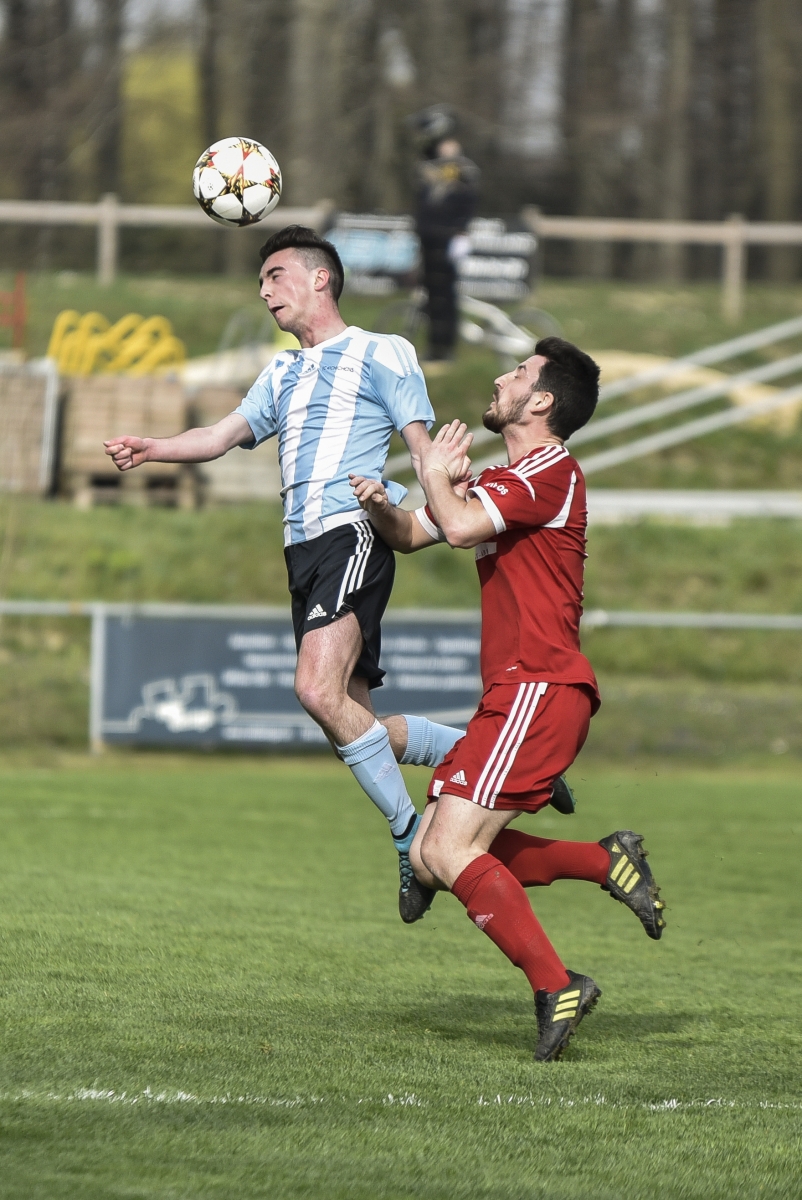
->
<box><xmin>423</xmin><ymin>420</ymin><xmax>473</xmax><ymax>484</ymax></box>
<box><xmin>350</xmin><ymin>474</ymin><xmax>391</xmax><ymax>517</ymax></box>
<box><xmin>103</xmin><ymin>436</ymin><xmax>149</xmax><ymax>471</ymax></box>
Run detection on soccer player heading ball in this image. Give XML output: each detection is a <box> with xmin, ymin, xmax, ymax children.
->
<box><xmin>104</xmin><ymin>225</ymin><xmax>480</xmax><ymax>913</ymax></box>
<box><xmin>351</xmin><ymin>340</ymin><xmax>666</xmax><ymax>1062</ymax></box>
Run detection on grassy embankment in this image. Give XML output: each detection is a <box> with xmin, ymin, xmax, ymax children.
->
<box><xmin>2</xmin><ymin>500</ymin><xmax>802</xmax><ymax>760</ymax></box>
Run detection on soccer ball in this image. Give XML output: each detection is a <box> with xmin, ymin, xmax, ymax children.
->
<box><xmin>192</xmin><ymin>137</ymin><xmax>281</xmax><ymax>227</ymax></box>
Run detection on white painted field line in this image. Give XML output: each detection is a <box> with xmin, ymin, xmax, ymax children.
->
<box><xmin>0</xmin><ymin>1088</ymin><xmax>799</xmax><ymax>1113</ymax></box>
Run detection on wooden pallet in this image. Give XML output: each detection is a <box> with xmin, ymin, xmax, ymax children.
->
<box><xmin>61</xmin><ymin>376</ymin><xmax>195</xmax><ymax>507</ymax></box>
<box><xmin>0</xmin><ymin>367</ymin><xmax>57</xmax><ymax>495</ymax></box>
<box><xmin>190</xmin><ymin>386</ymin><xmax>281</xmax><ymax>504</ymax></box>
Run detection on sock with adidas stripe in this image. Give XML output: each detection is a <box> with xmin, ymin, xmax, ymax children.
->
<box><xmin>451</xmin><ymin>853</ymin><xmax>570</xmax><ymax>994</ymax></box>
<box><xmin>337</xmin><ymin>720</ymin><xmax>418</xmax><ymax>844</ymax></box>
<box><xmin>399</xmin><ymin>715</ymin><xmax>464</xmax><ymax>767</ymax></box>
<box><xmin>489</xmin><ymin>829</ymin><xmax>610</xmax><ymax>887</ymax></box>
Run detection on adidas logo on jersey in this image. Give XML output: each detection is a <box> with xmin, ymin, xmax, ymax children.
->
<box><xmin>307</xmin><ymin>604</ymin><xmax>327</xmax><ymax>621</ymax></box>
<box><xmin>450</xmin><ymin>770</ymin><xmax>468</xmax><ymax>787</ymax></box>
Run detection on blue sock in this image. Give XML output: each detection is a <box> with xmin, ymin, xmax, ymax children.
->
<box><xmin>400</xmin><ymin>715</ymin><xmax>465</xmax><ymax>768</ymax></box>
<box><xmin>338</xmin><ymin>720</ymin><xmax>417</xmax><ymax>845</ymax></box>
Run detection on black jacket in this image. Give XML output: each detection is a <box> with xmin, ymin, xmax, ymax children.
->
<box><xmin>415</xmin><ymin>154</ymin><xmax>480</xmax><ymax>240</ymax></box>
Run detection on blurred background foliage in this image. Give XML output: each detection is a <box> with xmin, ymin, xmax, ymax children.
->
<box><xmin>2</xmin><ymin>1</ymin><xmax>802</xmax><ymax>278</ymax></box>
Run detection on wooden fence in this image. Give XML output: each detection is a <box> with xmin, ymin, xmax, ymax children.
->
<box><xmin>522</xmin><ymin>208</ymin><xmax>802</xmax><ymax>320</ymax></box>
<box><xmin>2</xmin><ymin>196</ymin><xmax>801</xmax><ymax>316</ymax></box>
<box><xmin>0</xmin><ymin>196</ymin><xmax>334</xmax><ymax>286</ymax></box>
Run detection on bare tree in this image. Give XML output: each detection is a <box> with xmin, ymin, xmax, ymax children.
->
<box><xmin>712</xmin><ymin>0</ymin><xmax>758</xmax><ymax>219</ymax></box>
<box><xmin>94</xmin><ymin>0</ymin><xmax>124</xmax><ymax>197</ymax></box>
<box><xmin>658</xmin><ymin>0</ymin><xmax>692</xmax><ymax>277</ymax></box>
<box><xmin>758</xmin><ymin>0</ymin><xmax>800</xmax><ymax>278</ymax></box>
<box><xmin>563</xmin><ymin>0</ymin><xmax>635</xmax><ymax>275</ymax></box>
<box><xmin>199</xmin><ymin>0</ymin><xmax>221</xmax><ymax>149</ymax></box>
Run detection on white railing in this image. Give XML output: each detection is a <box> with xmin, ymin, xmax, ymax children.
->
<box><xmin>597</xmin><ymin>314</ymin><xmax>802</xmax><ymax>402</ymax></box>
<box><xmin>585</xmin><ymin>490</ymin><xmax>802</xmax><ymax>523</ymax></box>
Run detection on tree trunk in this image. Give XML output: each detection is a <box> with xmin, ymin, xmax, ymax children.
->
<box><xmin>758</xmin><ymin>0</ymin><xmax>799</xmax><ymax>279</ymax></box>
<box><xmin>659</xmin><ymin>0</ymin><xmax>692</xmax><ymax>279</ymax></box>
<box><xmin>199</xmin><ymin>0</ymin><xmax>220</xmax><ymax>149</ymax></box>
<box><xmin>95</xmin><ymin>0</ymin><xmax>124</xmax><ymax>197</ymax></box>
<box><xmin>286</xmin><ymin>0</ymin><xmax>341</xmax><ymax>205</ymax></box>
<box><xmin>564</xmin><ymin>0</ymin><xmax>631</xmax><ymax>276</ymax></box>
<box><xmin>4</xmin><ymin>0</ymin><xmax>35</xmax><ymax>100</ymax></box>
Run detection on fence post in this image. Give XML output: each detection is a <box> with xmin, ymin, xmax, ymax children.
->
<box><xmin>722</xmin><ymin>213</ymin><xmax>746</xmax><ymax>322</ymax></box>
<box><xmin>521</xmin><ymin>205</ymin><xmax>542</xmax><ymax>237</ymax></box>
<box><xmin>521</xmin><ymin>206</ymin><xmax>542</xmax><ymax>288</ymax></box>
<box><xmin>89</xmin><ymin>603</ymin><xmax>106</xmax><ymax>753</ymax></box>
<box><xmin>97</xmin><ymin>193</ymin><xmax>119</xmax><ymax>286</ymax></box>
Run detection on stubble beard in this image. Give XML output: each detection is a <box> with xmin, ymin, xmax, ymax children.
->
<box><xmin>481</xmin><ymin>388</ymin><xmax>531</xmax><ymax>434</ymax></box>
<box><xmin>481</xmin><ymin>406</ymin><xmax>503</xmax><ymax>434</ymax></box>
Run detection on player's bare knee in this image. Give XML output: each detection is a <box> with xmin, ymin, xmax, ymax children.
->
<box><xmin>294</xmin><ymin>677</ymin><xmax>339</xmax><ymax>725</ymax></box>
<box><xmin>420</xmin><ymin>828</ymin><xmax>452</xmax><ymax>886</ymax></box>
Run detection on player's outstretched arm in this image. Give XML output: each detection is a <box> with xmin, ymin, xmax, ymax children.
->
<box><xmin>422</xmin><ymin>420</ymin><xmax>496</xmax><ymax>549</ymax></box>
<box><xmin>104</xmin><ymin>412</ymin><xmax>254</xmax><ymax>472</ymax></box>
<box><xmin>350</xmin><ymin>475</ymin><xmax>436</xmax><ymax>553</ymax></box>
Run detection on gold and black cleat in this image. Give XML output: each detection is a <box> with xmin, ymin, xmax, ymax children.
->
<box><xmin>599</xmin><ymin>829</ymin><xmax>666</xmax><ymax>940</ymax></box>
<box><xmin>534</xmin><ymin>970</ymin><xmax>601</xmax><ymax>1062</ymax></box>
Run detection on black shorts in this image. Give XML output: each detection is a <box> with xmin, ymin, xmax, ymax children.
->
<box><xmin>284</xmin><ymin>520</ymin><xmax>396</xmax><ymax>689</ymax></box>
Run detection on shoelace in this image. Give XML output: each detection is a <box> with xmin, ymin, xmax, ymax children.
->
<box><xmin>398</xmin><ymin>850</ymin><xmax>415</xmax><ymax>892</ymax></box>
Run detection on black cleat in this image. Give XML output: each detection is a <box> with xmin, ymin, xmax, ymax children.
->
<box><xmin>549</xmin><ymin>775</ymin><xmax>577</xmax><ymax>815</ymax></box>
<box><xmin>398</xmin><ymin>848</ymin><xmax>436</xmax><ymax>924</ymax></box>
<box><xmin>534</xmin><ymin>970</ymin><xmax>601</xmax><ymax>1062</ymax></box>
<box><xmin>599</xmin><ymin>829</ymin><xmax>666</xmax><ymax>940</ymax></box>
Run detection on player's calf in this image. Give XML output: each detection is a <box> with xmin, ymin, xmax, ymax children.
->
<box><xmin>599</xmin><ymin>830</ymin><xmax>666</xmax><ymax>940</ymax></box>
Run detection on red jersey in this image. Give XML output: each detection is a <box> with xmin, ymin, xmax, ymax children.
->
<box><xmin>417</xmin><ymin>443</ymin><xmax>600</xmax><ymax>710</ymax></box>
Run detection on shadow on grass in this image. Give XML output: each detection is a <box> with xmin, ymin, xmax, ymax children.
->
<box><xmin>383</xmin><ymin>995</ymin><xmax>696</xmax><ymax>1052</ymax></box>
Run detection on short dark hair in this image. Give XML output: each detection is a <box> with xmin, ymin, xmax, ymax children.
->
<box><xmin>534</xmin><ymin>336</ymin><xmax>600</xmax><ymax>440</ymax></box>
<box><xmin>258</xmin><ymin>225</ymin><xmax>344</xmax><ymax>301</ymax></box>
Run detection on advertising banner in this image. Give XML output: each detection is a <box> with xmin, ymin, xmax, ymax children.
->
<box><xmin>97</xmin><ymin>610</ymin><xmax>481</xmax><ymax>748</ymax></box>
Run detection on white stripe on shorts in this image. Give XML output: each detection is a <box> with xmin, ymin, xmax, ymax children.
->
<box><xmin>472</xmin><ymin>681</ymin><xmax>549</xmax><ymax>809</ymax></box>
<box><xmin>352</xmin><ymin>521</ymin><xmax>374</xmax><ymax>593</ymax></box>
<box><xmin>335</xmin><ymin>521</ymin><xmax>375</xmax><ymax>613</ymax></box>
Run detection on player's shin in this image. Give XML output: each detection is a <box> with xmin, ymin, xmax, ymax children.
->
<box><xmin>337</xmin><ymin>720</ymin><xmax>417</xmax><ymax>843</ymax></box>
<box><xmin>399</xmin><ymin>715</ymin><xmax>464</xmax><ymax>767</ymax></box>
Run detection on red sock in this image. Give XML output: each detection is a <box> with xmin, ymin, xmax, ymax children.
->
<box><xmin>489</xmin><ymin>829</ymin><xmax>610</xmax><ymax>888</ymax></box>
<box><xmin>451</xmin><ymin>854</ymin><xmax>569</xmax><ymax>994</ymax></box>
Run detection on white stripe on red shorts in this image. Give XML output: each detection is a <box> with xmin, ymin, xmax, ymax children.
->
<box><xmin>472</xmin><ymin>681</ymin><xmax>548</xmax><ymax>809</ymax></box>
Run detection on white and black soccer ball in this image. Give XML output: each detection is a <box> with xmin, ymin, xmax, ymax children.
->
<box><xmin>192</xmin><ymin>137</ymin><xmax>282</xmax><ymax>227</ymax></box>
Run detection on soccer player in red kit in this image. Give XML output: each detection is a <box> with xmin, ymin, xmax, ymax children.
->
<box><xmin>351</xmin><ymin>337</ymin><xmax>665</xmax><ymax>1062</ymax></box>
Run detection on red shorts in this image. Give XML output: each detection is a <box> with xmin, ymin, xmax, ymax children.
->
<box><xmin>427</xmin><ymin>681</ymin><xmax>593</xmax><ymax>813</ymax></box>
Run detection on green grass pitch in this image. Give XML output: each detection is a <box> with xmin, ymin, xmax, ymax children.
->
<box><xmin>0</xmin><ymin>756</ymin><xmax>799</xmax><ymax>1198</ymax></box>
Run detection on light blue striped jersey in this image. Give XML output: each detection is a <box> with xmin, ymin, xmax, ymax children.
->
<box><xmin>235</xmin><ymin>326</ymin><xmax>434</xmax><ymax>545</ymax></box>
